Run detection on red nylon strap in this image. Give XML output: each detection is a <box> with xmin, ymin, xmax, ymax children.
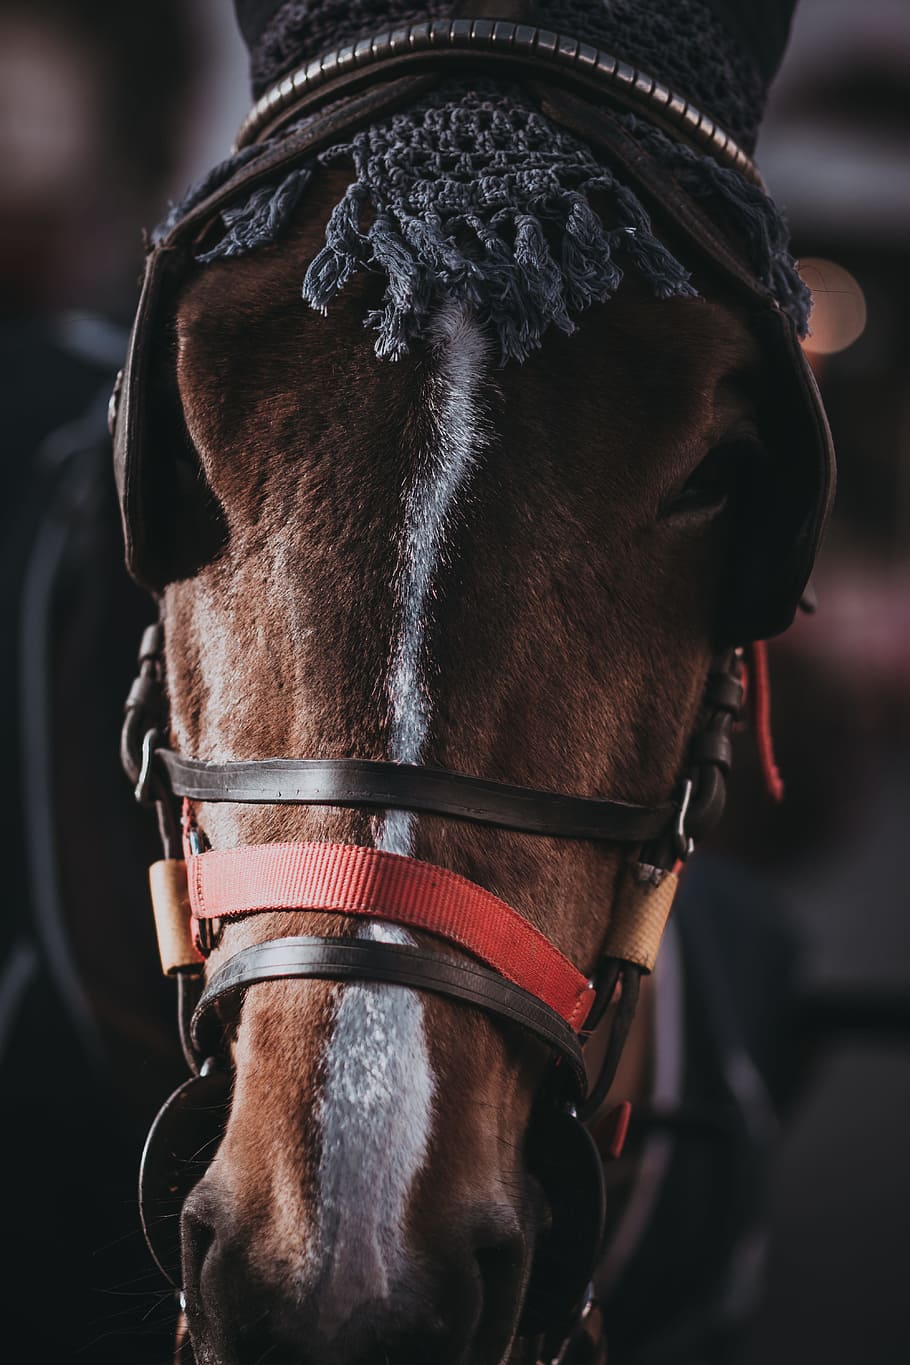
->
<box><xmin>745</xmin><ymin>640</ymin><xmax>784</xmax><ymax>803</ymax></box>
<box><xmin>188</xmin><ymin>841</ymin><xmax>595</xmax><ymax>1030</ymax></box>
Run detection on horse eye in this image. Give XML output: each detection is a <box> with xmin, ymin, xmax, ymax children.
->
<box><xmin>659</xmin><ymin>437</ymin><xmax>764</xmax><ymax>520</ymax></box>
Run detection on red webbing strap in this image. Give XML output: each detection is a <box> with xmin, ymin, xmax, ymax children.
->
<box><xmin>187</xmin><ymin>841</ymin><xmax>595</xmax><ymax>1029</ymax></box>
<box><xmin>745</xmin><ymin>641</ymin><xmax>784</xmax><ymax>803</ymax></box>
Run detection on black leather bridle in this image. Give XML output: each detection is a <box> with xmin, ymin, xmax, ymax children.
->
<box><xmin>113</xmin><ymin>9</ymin><xmax>833</xmax><ymax>1361</ymax></box>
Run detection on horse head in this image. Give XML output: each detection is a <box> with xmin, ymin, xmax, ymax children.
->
<box><xmin>115</xmin><ymin>5</ymin><xmax>832</xmax><ymax>1363</ymax></box>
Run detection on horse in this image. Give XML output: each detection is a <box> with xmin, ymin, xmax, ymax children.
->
<box><xmin>111</xmin><ymin>4</ymin><xmax>834</xmax><ymax>1362</ymax></box>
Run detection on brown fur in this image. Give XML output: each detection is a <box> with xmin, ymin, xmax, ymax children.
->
<box><xmin>163</xmin><ymin>165</ymin><xmax>764</xmax><ymax>1363</ymax></box>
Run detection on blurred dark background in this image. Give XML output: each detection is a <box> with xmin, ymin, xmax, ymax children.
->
<box><xmin>0</xmin><ymin>0</ymin><xmax>907</xmax><ymax>1360</ymax></box>
<box><xmin>731</xmin><ymin>5</ymin><xmax>910</xmax><ymax>1362</ymax></box>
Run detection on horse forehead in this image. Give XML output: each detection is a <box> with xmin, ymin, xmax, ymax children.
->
<box><xmin>175</xmin><ymin>272</ymin><xmax>759</xmax><ymax>465</ymax></box>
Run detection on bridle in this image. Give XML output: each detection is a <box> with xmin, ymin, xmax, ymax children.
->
<box><xmin>124</xmin><ymin>627</ymin><xmax>745</xmax><ymax>1075</ymax></box>
<box><xmin>113</xmin><ymin>9</ymin><xmax>834</xmax><ymax>1361</ymax></box>
<box><xmin>125</xmin><ymin>619</ymin><xmax>744</xmax><ymax>1356</ymax></box>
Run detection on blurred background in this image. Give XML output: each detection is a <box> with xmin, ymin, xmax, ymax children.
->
<box><xmin>0</xmin><ymin>0</ymin><xmax>907</xmax><ymax>1360</ymax></box>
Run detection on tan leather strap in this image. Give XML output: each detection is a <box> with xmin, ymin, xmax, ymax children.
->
<box><xmin>601</xmin><ymin>865</ymin><xmax>679</xmax><ymax>972</ymax></box>
<box><xmin>149</xmin><ymin>860</ymin><xmax>202</xmax><ymax>976</ymax></box>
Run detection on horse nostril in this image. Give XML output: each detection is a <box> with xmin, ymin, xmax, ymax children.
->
<box><xmin>180</xmin><ymin>1191</ymin><xmax>219</xmax><ymax>1303</ymax></box>
<box><xmin>473</xmin><ymin>1227</ymin><xmax>529</xmax><ymax>1361</ymax></box>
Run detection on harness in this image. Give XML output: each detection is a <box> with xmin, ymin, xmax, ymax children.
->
<box><xmin>113</xmin><ymin>13</ymin><xmax>835</xmax><ymax>1363</ymax></box>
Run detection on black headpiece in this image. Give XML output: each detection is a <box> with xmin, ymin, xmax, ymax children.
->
<box><xmin>233</xmin><ymin>1</ymin><xmax>798</xmax><ymax>152</ymax></box>
<box><xmin>113</xmin><ymin>0</ymin><xmax>833</xmax><ymax>643</ymax></box>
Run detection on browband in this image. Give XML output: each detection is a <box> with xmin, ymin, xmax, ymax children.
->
<box><xmin>153</xmin><ymin>751</ymin><xmax>673</xmax><ymax>843</ymax></box>
<box><xmin>235</xmin><ymin>18</ymin><xmax>760</xmax><ymax>184</ymax></box>
<box><xmin>192</xmin><ymin>935</ymin><xmax>588</xmax><ymax>1097</ymax></box>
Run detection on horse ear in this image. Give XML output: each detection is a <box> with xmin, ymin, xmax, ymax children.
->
<box><xmin>233</xmin><ymin>1</ymin><xmax>286</xmax><ymax>52</ymax></box>
<box><xmin>705</xmin><ymin>0</ymin><xmax>798</xmax><ymax>85</ymax></box>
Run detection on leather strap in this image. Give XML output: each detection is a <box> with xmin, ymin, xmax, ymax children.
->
<box><xmin>192</xmin><ymin>934</ymin><xmax>588</xmax><ymax>1097</ymax></box>
<box><xmin>186</xmin><ymin>840</ymin><xmax>596</xmax><ymax>1027</ymax></box>
<box><xmin>233</xmin><ymin>20</ymin><xmax>760</xmax><ymax>184</ymax></box>
<box><xmin>158</xmin><ymin>751</ymin><xmax>672</xmax><ymax>843</ymax></box>
<box><xmin>599</xmin><ymin>865</ymin><xmax>678</xmax><ymax>972</ymax></box>
<box><xmin>149</xmin><ymin>859</ymin><xmax>202</xmax><ymax>976</ymax></box>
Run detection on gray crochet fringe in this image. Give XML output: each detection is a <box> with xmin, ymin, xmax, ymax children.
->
<box><xmin>154</xmin><ymin>85</ymin><xmax>809</xmax><ymax>365</ymax></box>
<box><xmin>621</xmin><ymin>112</ymin><xmax>811</xmax><ymax>332</ymax></box>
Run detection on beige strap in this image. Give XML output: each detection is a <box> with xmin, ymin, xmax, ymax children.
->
<box><xmin>149</xmin><ymin>859</ymin><xmax>202</xmax><ymax>975</ymax></box>
<box><xmin>601</xmin><ymin>864</ymin><xmax>679</xmax><ymax>972</ymax></box>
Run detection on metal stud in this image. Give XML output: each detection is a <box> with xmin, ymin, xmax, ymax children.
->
<box><xmin>371</xmin><ymin>31</ymin><xmax>392</xmax><ymax>61</ymax></box>
<box><xmin>388</xmin><ymin>26</ymin><xmax>411</xmax><ymax>55</ymax></box>
<box><xmin>513</xmin><ymin>24</ymin><xmax>536</xmax><ymax>55</ymax></box>
<box><xmin>667</xmin><ymin>91</ymin><xmax>687</xmax><ymax>121</ymax></box>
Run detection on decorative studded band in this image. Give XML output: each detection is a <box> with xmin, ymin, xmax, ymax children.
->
<box><xmin>235</xmin><ymin>18</ymin><xmax>760</xmax><ymax>182</ymax></box>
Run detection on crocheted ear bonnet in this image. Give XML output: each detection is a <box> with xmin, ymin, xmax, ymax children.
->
<box><xmin>156</xmin><ymin>1</ymin><xmax>809</xmax><ymax>363</ymax></box>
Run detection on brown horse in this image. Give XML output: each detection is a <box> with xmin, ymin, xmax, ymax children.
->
<box><xmin>113</xmin><ymin>7</ymin><xmax>832</xmax><ymax>1364</ymax></box>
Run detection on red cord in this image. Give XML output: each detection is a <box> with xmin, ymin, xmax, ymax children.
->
<box><xmin>746</xmin><ymin>641</ymin><xmax>785</xmax><ymax>803</ymax></box>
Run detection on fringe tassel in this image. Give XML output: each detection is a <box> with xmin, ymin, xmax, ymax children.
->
<box><xmin>620</xmin><ymin>113</ymin><xmax>811</xmax><ymax>335</ymax></box>
<box><xmin>197</xmin><ymin>167</ymin><xmax>313</xmax><ymax>264</ymax></box>
<box><xmin>152</xmin><ymin>88</ymin><xmax>809</xmax><ymax>361</ymax></box>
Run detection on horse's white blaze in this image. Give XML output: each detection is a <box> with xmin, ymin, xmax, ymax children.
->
<box><xmin>313</xmin><ymin>920</ymin><xmax>436</xmax><ymax>1330</ymax></box>
<box><xmin>387</xmin><ymin>299</ymin><xmax>490</xmax><ymax>783</ymax></box>
<box><xmin>314</xmin><ymin>303</ymin><xmax>488</xmax><ymax>1321</ymax></box>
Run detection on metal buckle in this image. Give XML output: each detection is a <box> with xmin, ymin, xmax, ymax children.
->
<box><xmin>135</xmin><ymin>728</ymin><xmax>163</xmax><ymax>805</ymax></box>
<box><xmin>187</xmin><ymin>827</ymin><xmax>222</xmax><ymax>954</ymax></box>
<box><xmin>674</xmin><ymin>776</ymin><xmax>695</xmax><ymax>861</ymax></box>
